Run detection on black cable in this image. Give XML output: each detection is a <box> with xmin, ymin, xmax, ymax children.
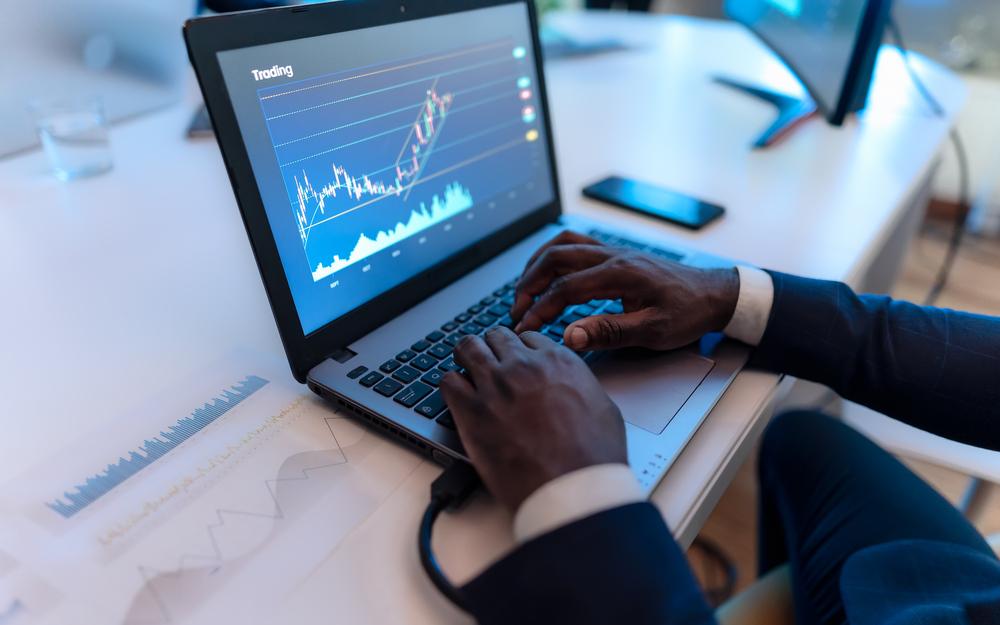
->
<box><xmin>418</xmin><ymin>461</ymin><xmax>480</xmax><ymax>612</ymax></box>
<box><xmin>886</xmin><ymin>17</ymin><xmax>945</xmax><ymax>117</ymax></box>
<box><xmin>924</xmin><ymin>129</ymin><xmax>971</xmax><ymax>306</ymax></box>
<box><xmin>887</xmin><ymin>15</ymin><xmax>972</xmax><ymax>306</ymax></box>
<box><xmin>690</xmin><ymin>537</ymin><xmax>739</xmax><ymax>607</ymax></box>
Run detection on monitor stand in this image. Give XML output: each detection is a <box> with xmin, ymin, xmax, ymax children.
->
<box><xmin>713</xmin><ymin>76</ymin><xmax>818</xmax><ymax>150</ymax></box>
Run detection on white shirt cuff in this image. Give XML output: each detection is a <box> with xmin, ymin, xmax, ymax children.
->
<box><xmin>722</xmin><ymin>266</ymin><xmax>774</xmax><ymax>347</ymax></box>
<box><xmin>512</xmin><ymin>463</ymin><xmax>644</xmax><ymax>544</ymax></box>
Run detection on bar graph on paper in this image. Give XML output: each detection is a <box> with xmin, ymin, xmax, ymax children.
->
<box><xmin>45</xmin><ymin>375</ymin><xmax>270</xmax><ymax>519</ymax></box>
<box><xmin>258</xmin><ymin>39</ymin><xmax>541</xmax><ymax>281</ymax></box>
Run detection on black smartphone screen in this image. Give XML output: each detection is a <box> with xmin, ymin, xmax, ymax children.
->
<box><xmin>582</xmin><ymin>176</ymin><xmax>725</xmax><ymax>230</ymax></box>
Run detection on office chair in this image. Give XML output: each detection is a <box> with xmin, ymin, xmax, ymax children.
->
<box><xmin>717</xmin><ymin>533</ymin><xmax>1000</xmax><ymax>625</ymax></box>
<box><xmin>716</xmin><ymin>565</ymin><xmax>794</xmax><ymax>625</ymax></box>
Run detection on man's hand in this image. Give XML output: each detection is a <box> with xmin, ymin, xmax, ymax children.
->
<box><xmin>439</xmin><ymin>327</ymin><xmax>626</xmax><ymax>513</ymax></box>
<box><xmin>511</xmin><ymin>230</ymin><xmax>740</xmax><ymax>352</ymax></box>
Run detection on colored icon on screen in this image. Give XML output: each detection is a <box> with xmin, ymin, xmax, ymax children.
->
<box><xmin>517</xmin><ymin>76</ymin><xmax>531</xmax><ymax>88</ymax></box>
<box><xmin>526</xmin><ymin>129</ymin><xmax>539</xmax><ymax>142</ymax></box>
<box><xmin>513</xmin><ymin>46</ymin><xmax>526</xmax><ymax>59</ymax></box>
<box><xmin>765</xmin><ymin>0</ymin><xmax>801</xmax><ymax>17</ymax></box>
<box><xmin>522</xmin><ymin>106</ymin><xmax>536</xmax><ymax>123</ymax></box>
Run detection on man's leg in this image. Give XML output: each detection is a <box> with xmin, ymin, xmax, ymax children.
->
<box><xmin>757</xmin><ymin>410</ymin><xmax>995</xmax><ymax>625</ymax></box>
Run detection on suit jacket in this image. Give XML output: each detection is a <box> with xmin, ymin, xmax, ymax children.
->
<box><xmin>461</xmin><ymin>271</ymin><xmax>1000</xmax><ymax>624</ymax></box>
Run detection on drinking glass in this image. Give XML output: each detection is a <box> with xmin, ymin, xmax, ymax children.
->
<box><xmin>31</xmin><ymin>96</ymin><xmax>113</xmax><ymax>181</ymax></box>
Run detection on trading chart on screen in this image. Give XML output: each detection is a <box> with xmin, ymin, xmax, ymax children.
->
<box><xmin>257</xmin><ymin>39</ymin><xmax>541</xmax><ymax>282</ymax></box>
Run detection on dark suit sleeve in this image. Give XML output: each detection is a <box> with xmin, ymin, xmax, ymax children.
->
<box><xmin>751</xmin><ymin>271</ymin><xmax>1000</xmax><ymax>451</ymax></box>
<box><xmin>461</xmin><ymin>502</ymin><xmax>716</xmax><ymax>625</ymax></box>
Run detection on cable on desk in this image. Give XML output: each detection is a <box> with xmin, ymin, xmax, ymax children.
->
<box><xmin>419</xmin><ymin>460</ymin><xmax>480</xmax><ymax>612</ymax></box>
<box><xmin>887</xmin><ymin>15</ymin><xmax>972</xmax><ymax>306</ymax></box>
<box><xmin>690</xmin><ymin>536</ymin><xmax>739</xmax><ymax>607</ymax></box>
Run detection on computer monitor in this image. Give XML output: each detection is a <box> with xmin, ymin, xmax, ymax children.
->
<box><xmin>725</xmin><ymin>0</ymin><xmax>891</xmax><ymax>125</ymax></box>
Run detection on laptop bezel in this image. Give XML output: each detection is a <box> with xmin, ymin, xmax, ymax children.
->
<box><xmin>184</xmin><ymin>0</ymin><xmax>562</xmax><ymax>382</ymax></box>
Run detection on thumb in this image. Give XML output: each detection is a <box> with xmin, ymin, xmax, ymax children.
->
<box><xmin>564</xmin><ymin>311</ymin><xmax>652</xmax><ymax>351</ymax></box>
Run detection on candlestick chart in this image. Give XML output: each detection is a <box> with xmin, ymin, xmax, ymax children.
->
<box><xmin>258</xmin><ymin>39</ymin><xmax>540</xmax><ymax>281</ymax></box>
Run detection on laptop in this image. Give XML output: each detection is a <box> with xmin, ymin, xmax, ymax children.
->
<box><xmin>184</xmin><ymin>0</ymin><xmax>749</xmax><ymax>494</ymax></box>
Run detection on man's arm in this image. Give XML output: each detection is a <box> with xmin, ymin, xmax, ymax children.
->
<box><xmin>511</xmin><ymin>230</ymin><xmax>1000</xmax><ymax>451</ymax></box>
<box><xmin>461</xmin><ymin>502</ymin><xmax>715</xmax><ymax>625</ymax></box>
<box><xmin>440</xmin><ymin>329</ymin><xmax>716</xmax><ymax>625</ymax></box>
<box><xmin>751</xmin><ymin>271</ymin><xmax>1000</xmax><ymax>451</ymax></box>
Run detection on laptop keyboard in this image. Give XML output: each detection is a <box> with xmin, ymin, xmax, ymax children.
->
<box><xmin>344</xmin><ymin>228</ymin><xmax>685</xmax><ymax>432</ymax></box>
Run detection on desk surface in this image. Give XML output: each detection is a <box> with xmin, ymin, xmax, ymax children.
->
<box><xmin>0</xmin><ymin>12</ymin><xmax>963</xmax><ymax>624</ymax></box>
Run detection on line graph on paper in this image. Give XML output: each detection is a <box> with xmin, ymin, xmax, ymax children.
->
<box><xmin>258</xmin><ymin>39</ymin><xmax>541</xmax><ymax>281</ymax></box>
<box><xmin>0</xmin><ymin>356</ymin><xmax>425</xmax><ymax>625</ymax></box>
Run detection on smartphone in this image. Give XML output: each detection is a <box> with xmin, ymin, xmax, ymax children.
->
<box><xmin>582</xmin><ymin>176</ymin><xmax>725</xmax><ymax>230</ymax></box>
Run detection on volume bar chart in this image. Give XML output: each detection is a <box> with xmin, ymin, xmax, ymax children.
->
<box><xmin>46</xmin><ymin>375</ymin><xmax>270</xmax><ymax>519</ymax></box>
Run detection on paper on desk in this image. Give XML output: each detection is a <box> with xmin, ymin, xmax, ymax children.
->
<box><xmin>0</xmin><ymin>352</ymin><xmax>425</xmax><ymax>625</ymax></box>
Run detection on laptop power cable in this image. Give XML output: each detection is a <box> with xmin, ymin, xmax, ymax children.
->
<box><xmin>419</xmin><ymin>460</ymin><xmax>480</xmax><ymax>612</ymax></box>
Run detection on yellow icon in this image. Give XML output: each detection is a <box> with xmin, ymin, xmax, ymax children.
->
<box><xmin>526</xmin><ymin>129</ymin><xmax>539</xmax><ymax>142</ymax></box>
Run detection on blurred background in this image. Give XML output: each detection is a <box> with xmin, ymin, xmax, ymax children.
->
<box><xmin>2</xmin><ymin>0</ymin><xmax>998</xmax><ymax>605</ymax></box>
<box><xmin>589</xmin><ymin>0</ymin><xmax>1000</xmax><ymax>237</ymax></box>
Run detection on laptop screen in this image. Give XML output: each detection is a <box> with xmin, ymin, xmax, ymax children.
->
<box><xmin>216</xmin><ymin>3</ymin><xmax>555</xmax><ymax>335</ymax></box>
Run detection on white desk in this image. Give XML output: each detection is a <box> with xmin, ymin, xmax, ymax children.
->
<box><xmin>0</xmin><ymin>12</ymin><xmax>963</xmax><ymax>624</ymax></box>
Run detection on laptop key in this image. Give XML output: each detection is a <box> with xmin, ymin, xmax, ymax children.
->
<box><xmin>425</xmin><ymin>330</ymin><xmax>445</xmax><ymax>342</ymax></box>
<box><xmin>443</xmin><ymin>332</ymin><xmax>463</xmax><ymax>347</ymax></box>
<box><xmin>359</xmin><ymin>371</ymin><xmax>383</xmax><ymax>387</ymax></box>
<box><xmin>441</xmin><ymin>321</ymin><xmax>459</xmax><ymax>332</ymax></box>
<box><xmin>428</xmin><ymin>343</ymin><xmax>452</xmax><ymax>359</ymax></box>
<box><xmin>379</xmin><ymin>360</ymin><xmax>401</xmax><ymax>374</ymax></box>
<box><xmin>573</xmin><ymin>304</ymin><xmax>596</xmax><ymax>316</ymax></box>
<box><xmin>411</xmin><ymin>354</ymin><xmax>436</xmax><ymax>371</ymax></box>
<box><xmin>437</xmin><ymin>411</ymin><xmax>456</xmax><ymax>431</ymax></box>
<box><xmin>394</xmin><ymin>382</ymin><xmax>433</xmax><ymax>408</ymax></box>
<box><xmin>438</xmin><ymin>357</ymin><xmax>461</xmax><ymax>372</ymax></box>
<box><xmin>396</xmin><ymin>349</ymin><xmax>416</xmax><ymax>362</ymax></box>
<box><xmin>411</xmin><ymin>339</ymin><xmax>432</xmax><ymax>352</ymax></box>
<box><xmin>467</xmin><ymin>304</ymin><xmax>484</xmax><ymax>314</ymax></box>
<box><xmin>488</xmin><ymin>303</ymin><xmax>509</xmax><ymax>317</ymax></box>
<box><xmin>459</xmin><ymin>323</ymin><xmax>483</xmax><ymax>335</ymax></box>
<box><xmin>480</xmin><ymin>296</ymin><xmax>497</xmax><ymax>306</ymax></box>
<box><xmin>392</xmin><ymin>365</ymin><xmax>420</xmax><ymax>384</ymax></box>
<box><xmin>544</xmin><ymin>326</ymin><xmax>565</xmax><ymax>341</ymax></box>
<box><xmin>421</xmin><ymin>369</ymin><xmax>446</xmax><ymax>386</ymax></box>
<box><xmin>605</xmin><ymin>301</ymin><xmax>624</xmax><ymax>315</ymax></box>
<box><xmin>475</xmin><ymin>313</ymin><xmax>498</xmax><ymax>327</ymax></box>
<box><xmin>414</xmin><ymin>391</ymin><xmax>447</xmax><ymax>418</ymax></box>
<box><xmin>373</xmin><ymin>377</ymin><xmax>404</xmax><ymax>397</ymax></box>
<box><xmin>497</xmin><ymin>314</ymin><xmax>515</xmax><ymax>329</ymax></box>
<box><xmin>650</xmin><ymin>247</ymin><xmax>684</xmax><ymax>261</ymax></box>
<box><xmin>455</xmin><ymin>312</ymin><xmax>472</xmax><ymax>323</ymax></box>
<box><xmin>347</xmin><ymin>366</ymin><xmax>368</xmax><ymax>379</ymax></box>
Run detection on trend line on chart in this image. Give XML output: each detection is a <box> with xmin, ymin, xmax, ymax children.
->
<box><xmin>130</xmin><ymin>413</ymin><xmax>352</xmax><ymax>625</ymax></box>
<box><xmin>46</xmin><ymin>376</ymin><xmax>270</xmax><ymax>520</ymax></box>
<box><xmin>293</xmin><ymin>87</ymin><xmax>454</xmax><ymax>247</ymax></box>
<box><xmin>98</xmin><ymin>398</ymin><xmax>307</xmax><ymax>547</ymax></box>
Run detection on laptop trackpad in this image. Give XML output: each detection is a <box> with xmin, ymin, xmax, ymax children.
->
<box><xmin>592</xmin><ymin>349</ymin><xmax>715</xmax><ymax>435</ymax></box>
